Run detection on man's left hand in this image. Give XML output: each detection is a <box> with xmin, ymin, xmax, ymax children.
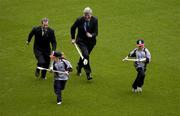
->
<box><xmin>26</xmin><ymin>41</ymin><xmax>29</xmax><ymax>45</ymax></box>
<box><xmin>86</xmin><ymin>32</ymin><xmax>92</xmax><ymax>38</ymax></box>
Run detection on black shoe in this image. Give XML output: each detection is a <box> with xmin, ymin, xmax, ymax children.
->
<box><xmin>86</xmin><ymin>74</ymin><xmax>92</xmax><ymax>80</ymax></box>
<box><xmin>76</xmin><ymin>66</ymin><xmax>81</xmax><ymax>76</ymax></box>
<box><xmin>35</xmin><ymin>69</ymin><xmax>40</xmax><ymax>77</ymax></box>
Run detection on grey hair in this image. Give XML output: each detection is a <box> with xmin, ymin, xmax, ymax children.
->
<box><xmin>83</xmin><ymin>7</ymin><xmax>92</xmax><ymax>14</ymax></box>
<box><xmin>41</xmin><ymin>17</ymin><xmax>49</xmax><ymax>24</ymax></box>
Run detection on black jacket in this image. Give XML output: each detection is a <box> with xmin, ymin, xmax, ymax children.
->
<box><xmin>27</xmin><ymin>26</ymin><xmax>57</xmax><ymax>52</ymax></box>
<box><xmin>71</xmin><ymin>16</ymin><xmax>98</xmax><ymax>44</ymax></box>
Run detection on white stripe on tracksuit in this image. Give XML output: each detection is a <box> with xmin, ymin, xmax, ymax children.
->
<box><xmin>129</xmin><ymin>48</ymin><xmax>151</xmax><ymax>69</ymax></box>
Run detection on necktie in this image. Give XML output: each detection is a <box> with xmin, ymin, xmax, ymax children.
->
<box><xmin>84</xmin><ymin>21</ymin><xmax>90</xmax><ymax>32</ymax></box>
<box><xmin>42</xmin><ymin>28</ymin><xmax>47</xmax><ymax>36</ymax></box>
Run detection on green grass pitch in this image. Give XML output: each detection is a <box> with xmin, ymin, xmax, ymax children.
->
<box><xmin>0</xmin><ymin>0</ymin><xmax>180</xmax><ymax>115</ymax></box>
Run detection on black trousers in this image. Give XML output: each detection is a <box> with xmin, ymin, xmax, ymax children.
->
<box><xmin>34</xmin><ymin>49</ymin><xmax>50</xmax><ymax>78</ymax></box>
<box><xmin>77</xmin><ymin>41</ymin><xmax>95</xmax><ymax>74</ymax></box>
<box><xmin>132</xmin><ymin>67</ymin><xmax>146</xmax><ymax>89</ymax></box>
<box><xmin>54</xmin><ymin>80</ymin><xmax>67</xmax><ymax>102</ymax></box>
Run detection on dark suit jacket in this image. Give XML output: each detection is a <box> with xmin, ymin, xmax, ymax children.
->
<box><xmin>27</xmin><ymin>26</ymin><xmax>57</xmax><ymax>53</ymax></box>
<box><xmin>71</xmin><ymin>16</ymin><xmax>98</xmax><ymax>44</ymax></box>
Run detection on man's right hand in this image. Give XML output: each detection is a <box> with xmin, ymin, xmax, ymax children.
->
<box><xmin>71</xmin><ymin>39</ymin><xmax>76</xmax><ymax>44</ymax></box>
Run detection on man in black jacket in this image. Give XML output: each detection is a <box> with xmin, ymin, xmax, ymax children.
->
<box><xmin>71</xmin><ymin>7</ymin><xmax>98</xmax><ymax>80</ymax></box>
<box><xmin>26</xmin><ymin>18</ymin><xmax>57</xmax><ymax>79</ymax></box>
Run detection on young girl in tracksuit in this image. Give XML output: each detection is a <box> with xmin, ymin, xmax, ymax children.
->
<box><xmin>50</xmin><ymin>51</ymin><xmax>73</xmax><ymax>104</ymax></box>
<box><xmin>128</xmin><ymin>39</ymin><xmax>151</xmax><ymax>92</ymax></box>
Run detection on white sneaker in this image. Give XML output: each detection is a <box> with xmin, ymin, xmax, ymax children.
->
<box><xmin>132</xmin><ymin>88</ymin><xmax>138</xmax><ymax>93</ymax></box>
<box><xmin>137</xmin><ymin>87</ymin><xmax>142</xmax><ymax>92</ymax></box>
<box><xmin>57</xmin><ymin>102</ymin><xmax>62</xmax><ymax>105</ymax></box>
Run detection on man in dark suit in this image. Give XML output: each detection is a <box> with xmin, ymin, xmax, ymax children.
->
<box><xmin>26</xmin><ymin>18</ymin><xmax>57</xmax><ymax>79</ymax></box>
<box><xmin>71</xmin><ymin>7</ymin><xmax>98</xmax><ymax>80</ymax></box>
